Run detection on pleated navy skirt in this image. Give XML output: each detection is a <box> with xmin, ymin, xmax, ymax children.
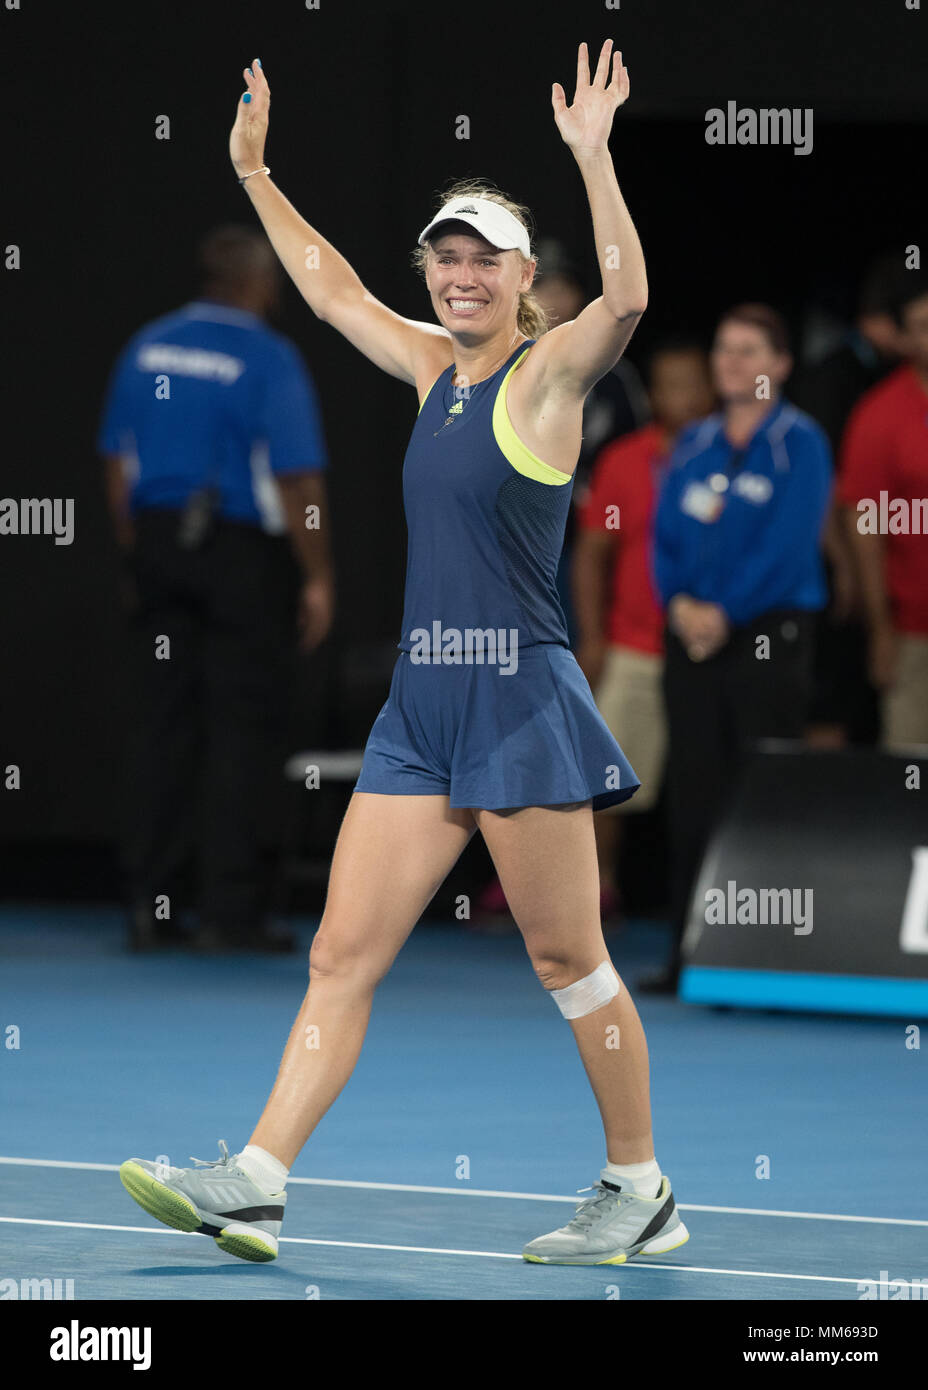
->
<box><xmin>354</xmin><ymin>643</ymin><xmax>640</xmax><ymax>812</ymax></box>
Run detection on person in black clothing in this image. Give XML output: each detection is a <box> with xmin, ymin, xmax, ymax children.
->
<box><xmin>793</xmin><ymin>253</ymin><xmax>906</xmax><ymax>454</ymax></box>
<box><xmin>793</xmin><ymin>252</ymin><xmax>907</xmax><ymax>747</ymax></box>
<box><xmin>98</xmin><ymin>226</ymin><xmax>335</xmax><ymax>953</ymax></box>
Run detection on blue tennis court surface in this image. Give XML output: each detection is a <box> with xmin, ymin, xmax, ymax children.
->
<box><xmin>1</xmin><ymin>905</ymin><xmax>926</xmax><ymax>1300</ymax></box>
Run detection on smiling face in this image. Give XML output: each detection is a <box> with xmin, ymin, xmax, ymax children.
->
<box><xmin>425</xmin><ymin>225</ymin><xmax>534</xmax><ymax>342</ymax></box>
<box><xmin>711</xmin><ymin>319</ymin><xmax>792</xmax><ymax>405</ymax></box>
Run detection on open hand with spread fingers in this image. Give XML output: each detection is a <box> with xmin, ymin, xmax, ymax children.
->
<box><xmin>552</xmin><ymin>40</ymin><xmax>630</xmax><ymax>157</ymax></box>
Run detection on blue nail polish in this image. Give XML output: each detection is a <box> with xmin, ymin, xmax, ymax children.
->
<box><xmin>243</xmin><ymin>93</ymin><xmax>252</xmax><ymax>103</ymax></box>
<box><xmin>247</xmin><ymin>67</ymin><xmax>253</xmax><ymax>76</ymax></box>
<box><xmin>256</xmin><ymin>59</ymin><xmax>262</xmax><ymax>67</ymax></box>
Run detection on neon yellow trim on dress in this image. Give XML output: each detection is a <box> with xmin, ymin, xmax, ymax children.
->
<box><xmin>417</xmin><ymin>373</ymin><xmax>441</xmax><ymax>416</ymax></box>
<box><xmin>492</xmin><ymin>348</ymin><xmax>573</xmax><ymax>485</ymax></box>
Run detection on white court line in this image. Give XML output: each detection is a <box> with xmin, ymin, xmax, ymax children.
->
<box><xmin>0</xmin><ymin>1215</ymin><xmax>873</xmax><ymax>1286</ymax></box>
<box><xmin>0</xmin><ymin>1155</ymin><xmax>925</xmax><ymax>1228</ymax></box>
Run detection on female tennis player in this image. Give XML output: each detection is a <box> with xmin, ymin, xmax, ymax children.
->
<box><xmin>120</xmin><ymin>39</ymin><xmax>689</xmax><ymax>1268</ymax></box>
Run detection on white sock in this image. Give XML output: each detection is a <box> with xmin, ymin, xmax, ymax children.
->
<box><xmin>236</xmin><ymin>1144</ymin><xmax>290</xmax><ymax>1194</ymax></box>
<box><xmin>603</xmin><ymin>1157</ymin><xmax>662</xmax><ymax>1198</ymax></box>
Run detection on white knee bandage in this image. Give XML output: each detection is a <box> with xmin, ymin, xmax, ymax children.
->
<box><xmin>549</xmin><ymin>960</ymin><xmax>620</xmax><ymax>1019</ymax></box>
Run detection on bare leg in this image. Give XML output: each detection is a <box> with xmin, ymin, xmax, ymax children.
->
<box><xmin>594</xmin><ymin>810</ymin><xmax>624</xmax><ymax>897</ymax></box>
<box><xmin>474</xmin><ymin>801</ymin><xmax>653</xmax><ymax>1165</ymax></box>
<box><xmin>249</xmin><ymin>793</ymin><xmax>476</xmax><ymax>1166</ymax></box>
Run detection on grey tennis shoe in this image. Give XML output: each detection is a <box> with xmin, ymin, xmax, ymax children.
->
<box><xmin>522</xmin><ymin>1170</ymin><xmax>689</xmax><ymax>1265</ymax></box>
<box><xmin>120</xmin><ymin>1140</ymin><xmax>286</xmax><ymax>1262</ymax></box>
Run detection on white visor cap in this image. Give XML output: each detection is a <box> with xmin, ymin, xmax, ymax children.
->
<box><xmin>417</xmin><ymin>197</ymin><xmax>531</xmax><ymax>259</ymax></box>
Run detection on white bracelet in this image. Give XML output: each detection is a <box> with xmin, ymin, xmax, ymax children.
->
<box><xmin>238</xmin><ymin>165</ymin><xmax>270</xmax><ymax>184</ymax></box>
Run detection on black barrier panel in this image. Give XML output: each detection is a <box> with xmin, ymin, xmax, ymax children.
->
<box><xmin>680</xmin><ymin>749</ymin><xmax>928</xmax><ymax>1016</ymax></box>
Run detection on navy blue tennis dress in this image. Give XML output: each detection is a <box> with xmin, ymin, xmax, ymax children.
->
<box><xmin>354</xmin><ymin>338</ymin><xmax>640</xmax><ymax>811</ymax></box>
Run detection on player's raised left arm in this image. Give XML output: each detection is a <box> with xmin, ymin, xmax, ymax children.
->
<box><xmin>539</xmin><ymin>40</ymin><xmax>647</xmax><ymax>400</ymax></box>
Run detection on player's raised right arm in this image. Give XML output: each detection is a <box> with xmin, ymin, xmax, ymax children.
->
<box><xmin>230</xmin><ymin>59</ymin><xmax>448</xmax><ymax>387</ymax></box>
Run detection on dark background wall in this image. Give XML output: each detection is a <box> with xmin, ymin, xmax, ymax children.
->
<box><xmin>2</xmin><ymin>0</ymin><xmax>925</xmax><ymax>851</ymax></box>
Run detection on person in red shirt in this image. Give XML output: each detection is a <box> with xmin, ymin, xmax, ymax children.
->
<box><xmin>573</xmin><ymin>341</ymin><xmax>716</xmax><ymax>916</ymax></box>
<box><xmin>838</xmin><ymin>270</ymin><xmax>928</xmax><ymax>749</ymax></box>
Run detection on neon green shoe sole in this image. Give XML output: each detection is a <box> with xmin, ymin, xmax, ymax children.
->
<box><xmin>119</xmin><ymin>1160</ymin><xmax>201</xmax><ymax>1233</ymax></box>
<box><xmin>119</xmin><ymin>1157</ymin><xmax>281</xmax><ymax>1263</ymax></box>
<box><xmin>214</xmin><ymin>1226</ymin><xmax>278</xmax><ymax>1263</ymax></box>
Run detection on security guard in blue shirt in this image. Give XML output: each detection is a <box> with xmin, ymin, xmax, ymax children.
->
<box><xmin>98</xmin><ymin>225</ymin><xmax>333</xmax><ymax>952</ymax></box>
<box><xmin>647</xmin><ymin>304</ymin><xmax>832</xmax><ymax>992</ymax></box>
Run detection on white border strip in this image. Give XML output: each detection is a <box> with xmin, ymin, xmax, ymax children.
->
<box><xmin>0</xmin><ymin>1155</ymin><xmax>924</xmax><ymax>1227</ymax></box>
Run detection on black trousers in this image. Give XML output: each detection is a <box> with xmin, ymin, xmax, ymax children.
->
<box><xmin>124</xmin><ymin>509</ymin><xmax>299</xmax><ymax>930</ymax></box>
<box><xmin>661</xmin><ymin>609</ymin><xmax>815</xmax><ymax>969</ymax></box>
